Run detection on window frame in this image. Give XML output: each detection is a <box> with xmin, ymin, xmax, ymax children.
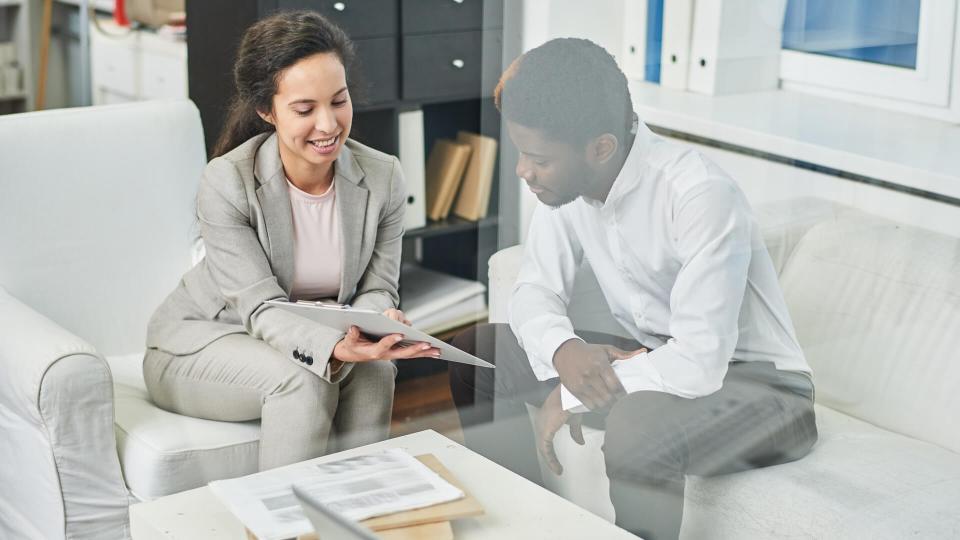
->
<box><xmin>779</xmin><ymin>0</ymin><xmax>958</xmax><ymax>120</ymax></box>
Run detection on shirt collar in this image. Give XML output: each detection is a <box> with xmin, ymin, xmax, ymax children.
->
<box><xmin>581</xmin><ymin>114</ymin><xmax>655</xmax><ymax>210</ymax></box>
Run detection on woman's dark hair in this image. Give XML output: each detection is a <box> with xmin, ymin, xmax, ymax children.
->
<box><xmin>494</xmin><ymin>38</ymin><xmax>633</xmax><ymax>146</ymax></box>
<box><xmin>212</xmin><ymin>11</ymin><xmax>359</xmax><ymax>158</ymax></box>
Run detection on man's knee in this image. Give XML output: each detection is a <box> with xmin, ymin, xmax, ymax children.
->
<box><xmin>603</xmin><ymin>391</ymin><xmax>690</xmax><ymax>480</ymax></box>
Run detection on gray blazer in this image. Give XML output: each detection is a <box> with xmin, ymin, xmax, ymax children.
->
<box><xmin>146</xmin><ymin>132</ymin><xmax>406</xmax><ymax>383</ymax></box>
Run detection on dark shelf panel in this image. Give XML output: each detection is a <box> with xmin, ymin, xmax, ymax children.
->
<box><xmin>404</xmin><ymin>215</ymin><xmax>498</xmax><ymax>239</ymax></box>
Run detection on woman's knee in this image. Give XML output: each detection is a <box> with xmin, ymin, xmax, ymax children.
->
<box><xmin>346</xmin><ymin>360</ymin><xmax>397</xmax><ymax>390</ymax></box>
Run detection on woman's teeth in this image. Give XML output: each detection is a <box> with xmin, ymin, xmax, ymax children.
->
<box><xmin>310</xmin><ymin>135</ymin><xmax>338</xmax><ymax>149</ymax></box>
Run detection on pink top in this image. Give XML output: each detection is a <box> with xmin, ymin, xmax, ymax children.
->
<box><xmin>287</xmin><ymin>178</ymin><xmax>342</xmax><ymax>301</ymax></box>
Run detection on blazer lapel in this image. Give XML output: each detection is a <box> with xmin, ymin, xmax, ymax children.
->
<box><xmin>335</xmin><ymin>144</ymin><xmax>368</xmax><ymax>304</ymax></box>
<box><xmin>253</xmin><ymin>134</ymin><xmax>296</xmax><ymax>294</ymax></box>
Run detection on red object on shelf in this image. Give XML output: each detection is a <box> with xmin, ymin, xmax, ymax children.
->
<box><xmin>114</xmin><ymin>0</ymin><xmax>130</xmax><ymax>26</ymax></box>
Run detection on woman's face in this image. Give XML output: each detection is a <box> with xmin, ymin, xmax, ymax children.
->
<box><xmin>261</xmin><ymin>52</ymin><xmax>353</xmax><ymax>183</ymax></box>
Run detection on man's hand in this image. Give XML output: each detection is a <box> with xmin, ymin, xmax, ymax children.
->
<box><xmin>535</xmin><ymin>385</ymin><xmax>586</xmax><ymax>476</ymax></box>
<box><xmin>552</xmin><ymin>339</ymin><xmax>647</xmax><ymax>410</ymax></box>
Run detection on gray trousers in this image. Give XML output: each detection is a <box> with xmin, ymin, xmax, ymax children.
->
<box><xmin>450</xmin><ymin>323</ymin><xmax>817</xmax><ymax>540</ymax></box>
<box><xmin>143</xmin><ymin>333</ymin><xmax>396</xmax><ymax>471</ymax></box>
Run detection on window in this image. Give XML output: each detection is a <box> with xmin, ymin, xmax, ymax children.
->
<box><xmin>779</xmin><ymin>0</ymin><xmax>958</xmax><ymax>116</ymax></box>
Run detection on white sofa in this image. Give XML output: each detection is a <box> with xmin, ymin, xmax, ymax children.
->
<box><xmin>488</xmin><ymin>198</ymin><xmax>960</xmax><ymax>539</ymax></box>
<box><xmin>0</xmin><ymin>101</ymin><xmax>263</xmax><ymax>539</ymax></box>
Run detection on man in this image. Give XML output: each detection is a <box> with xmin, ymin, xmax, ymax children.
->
<box><xmin>449</xmin><ymin>38</ymin><xmax>818</xmax><ymax>540</ymax></box>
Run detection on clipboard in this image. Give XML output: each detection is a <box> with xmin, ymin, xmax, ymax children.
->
<box><xmin>266</xmin><ymin>300</ymin><xmax>494</xmax><ymax>368</ymax></box>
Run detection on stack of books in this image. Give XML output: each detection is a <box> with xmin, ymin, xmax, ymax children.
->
<box><xmin>400</xmin><ymin>264</ymin><xmax>487</xmax><ymax>335</ymax></box>
<box><xmin>424</xmin><ymin>131</ymin><xmax>498</xmax><ymax>222</ymax></box>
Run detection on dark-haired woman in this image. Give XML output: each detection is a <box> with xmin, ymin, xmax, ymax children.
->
<box><xmin>142</xmin><ymin>11</ymin><xmax>438</xmax><ymax>470</ymax></box>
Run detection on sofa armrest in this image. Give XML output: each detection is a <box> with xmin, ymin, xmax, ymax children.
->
<box><xmin>0</xmin><ymin>288</ymin><xmax>130</xmax><ymax>540</ymax></box>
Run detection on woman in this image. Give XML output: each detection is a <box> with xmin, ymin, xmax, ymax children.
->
<box><xmin>143</xmin><ymin>11</ymin><xmax>439</xmax><ymax>471</ymax></box>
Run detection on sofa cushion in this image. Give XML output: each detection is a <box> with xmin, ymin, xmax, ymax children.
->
<box><xmin>681</xmin><ymin>405</ymin><xmax>960</xmax><ymax>539</ymax></box>
<box><xmin>780</xmin><ymin>209</ymin><xmax>960</xmax><ymax>453</ymax></box>
<box><xmin>108</xmin><ymin>355</ymin><xmax>260</xmax><ymax>501</ymax></box>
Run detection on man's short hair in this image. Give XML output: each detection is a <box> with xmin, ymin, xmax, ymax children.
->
<box><xmin>494</xmin><ymin>38</ymin><xmax>633</xmax><ymax>145</ymax></box>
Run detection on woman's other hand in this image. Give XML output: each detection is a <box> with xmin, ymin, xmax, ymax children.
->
<box><xmin>332</xmin><ymin>325</ymin><xmax>440</xmax><ymax>363</ymax></box>
<box><xmin>383</xmin><ymin>308</ymin><xmax>411</xmax><ymax>326</ymax></box>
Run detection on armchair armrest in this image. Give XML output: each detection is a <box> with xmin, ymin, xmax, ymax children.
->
<box><xmin>0</xmin><ymin>288</ymin><xmax>130</xmax><ymax>540</ymax></box>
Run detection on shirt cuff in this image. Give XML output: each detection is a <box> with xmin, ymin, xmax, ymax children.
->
<box><xmin>560</xmin><ymin>384</ymin><xmax>589</xmax><ymax>413</ymax></box>
<box><xmin>530</xmin><ymin>328</ymin><xmax>583</xmax><ymax>382</ymax></box>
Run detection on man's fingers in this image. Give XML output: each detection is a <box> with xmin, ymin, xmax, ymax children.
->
<box><xmin>586</xmin><ymin>377</ymin><xmax>615</xmax><ymax>409</ymax></box>
<box><xmin>536</xmin><ymin>419</ymin><xmax>564</xmax><ymax>476</ymax></box>
<box><xmin>600</xmin><ymin>366</ymin><xmax>626</xmax><ymax>398</ymax></box>
<box><xmin>569</xmin><ymin>415</ymin><xmax>585</xmax><ymax>445</ymax></box>
<box><xmin>606</xmin><ymin>345</ymin><xmax>647</xmax><ymax>361</ymax></box>
<box><xmin>569</xmin><ymin>384</ymin><xmax>601</xmax><ymax>411</ymax></box>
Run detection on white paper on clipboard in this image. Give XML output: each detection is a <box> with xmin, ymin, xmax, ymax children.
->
<box><xmin>266</xmin><ymin>300</ymin><xmax>495</xmax><ymax>369</ymax></box>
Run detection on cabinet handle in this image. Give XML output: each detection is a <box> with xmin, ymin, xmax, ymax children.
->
<box><xmin>451</xmin><ymin>59</ymin><xmax>465</xmax><ymax>69</ymax></box>
<box><xmin>452</xmin><ymin>0</ymin><xmax>464</xmax><ymax>3</ymax></box>
<box><xmin>333</xmin><ymin>2</ymin><xmax>345</xmax><ymax>11</ymax></box>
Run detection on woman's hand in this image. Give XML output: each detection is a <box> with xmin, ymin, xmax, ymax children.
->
<box><xmin>383</xmin><ymin>308</ymin><xmax>411</xmax><ymax>326</ymax></box>
<box><xmin>332</xmin><ymin>325</ymin><xmax>440</xmax><ymax>363</ymax></box>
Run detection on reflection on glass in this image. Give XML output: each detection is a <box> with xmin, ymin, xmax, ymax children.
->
<box><xmin>782</xmin><ymin>0</ymin><xmax>921</xmax><ymax>69</ymax></box>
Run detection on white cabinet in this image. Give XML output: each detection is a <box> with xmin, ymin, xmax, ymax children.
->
<box><xmin>90</xmin><ymin>19</ymin><xmax>186</xmax><ymax>105</ymax></box>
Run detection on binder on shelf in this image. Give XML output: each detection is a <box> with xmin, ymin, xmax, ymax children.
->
<box><xmin>686</xmin><ymin>0</ymin><xmax>786</xmax><ymax>95</ymax></box>
<box><xmin>659</xmin><ymin>0</ymin><xmax>694</xmax><ymax>90</ymax></box>
<box><xmin>644</xmin><ymin>0</ymin><xmax>665</xmax><ymax>83</ymax></box>
<box><xmin>398</xmin><ymin>109</ymin><xmax>427</xmax><ymax>230</ymax></box>
<box><xmin>424</xmin><ymin>139</ymin><xmax>471</xmax><ymax>222</ymax></box>
<box><xmin>620</xmin><ymin>0</ymin><xmax>649</xmax><ymax>81</ymax></box>
<box><xmin>400</xmin><ymin>264</ymin><xmax>487</xmax><ymax>335</ymax></box>
<box><xmin>452</xmin><ymin>131</ymin><xmax>497</xmax><ymax>222</ymax></box>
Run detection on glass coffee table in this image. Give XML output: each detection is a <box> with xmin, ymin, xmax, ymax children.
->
<box><xmin>129</xmin><ymin>429</ymin><xmax>635</xmax><ymax>539</ymax></box>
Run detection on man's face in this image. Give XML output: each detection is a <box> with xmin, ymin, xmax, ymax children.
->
<box><xmin>506</xmin><ymin>120</ymin><xmax>591</xmax><ymax>208</ymax></box>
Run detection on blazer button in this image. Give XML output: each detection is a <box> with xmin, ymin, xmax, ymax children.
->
<box><xmin>305</xmin><ymin>356</ymin><xmax>314</xmax><ymax>366</ymax></box>
<box><xmin>293</xmin><ymin>349</ymin><xmax>301</xmax><ymax>360</ymax></box>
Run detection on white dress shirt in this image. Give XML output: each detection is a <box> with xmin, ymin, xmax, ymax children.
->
<box><xmin>509</xmin><ymin>122</ymin><xmax>810</xmax><ymax>411</ymax></box>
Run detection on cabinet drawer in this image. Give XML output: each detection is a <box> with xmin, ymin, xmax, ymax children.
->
<box><xmin>353</xmin><ymin>37</ymin><xmax>398</xmax><ymax>104</ymax></box>
<box><xmin>91</xmin><ymin>38</ymin><xmax>138</xmax><ymax>97</ymax></box>
<box><xmin>141</xmin><ymin>51</ymin><xmax>188</xmax><ymax>100</ymax></box>
<box><xmin>278</xmin><ymin>0</ymin><xmax>397</xmax><ymax>38</ymax></box>
<box><xmin>401</xmin><ymin>0</ymin><xmax>502</xmax><ymax>34</ymax></box>
<box><xmin>401</xmin><ymin>30</ymin><xmax>501</xmax><ymax>101</ymax></box>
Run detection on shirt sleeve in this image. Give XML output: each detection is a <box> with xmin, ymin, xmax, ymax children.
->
<box><xmin>560</xmin><ymin>178</ymin><xmax>754</xmax><ymax>411</ymax></box>
<box><xmin>509</xmin><ymin>205</ymin><xmax>585</xmax><ymax>381</ymax></box>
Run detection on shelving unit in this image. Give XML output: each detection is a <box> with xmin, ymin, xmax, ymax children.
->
<box><xmin>0</xmin><ymin>0</ymin><xmax>34</xmax><ymax>114</ymax></box>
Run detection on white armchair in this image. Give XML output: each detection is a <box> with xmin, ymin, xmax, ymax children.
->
<box><xmin>0</xmin><ymin>101</ymin><xmax>261</xmax><ymax>539</ymax></box>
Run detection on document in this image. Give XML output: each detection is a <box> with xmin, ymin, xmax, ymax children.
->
<box><xmin>210</xmin><ymin>449</ymin><xmax>464</xmax><ymax>540</ymax></box>
<box><xmin>266</xmin><ymin>299</ymin><xmax>495</xmax><ymax>368</ymax></box>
